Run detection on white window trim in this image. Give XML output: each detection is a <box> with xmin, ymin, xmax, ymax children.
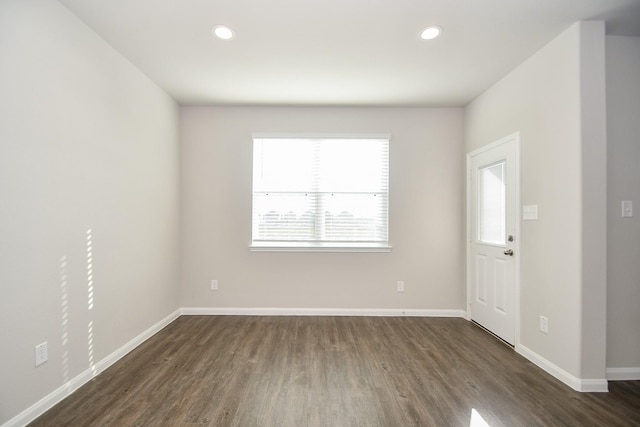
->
<box><xmin>250</xmin><ymin>133</ymin><xmax>392</xmax><ymax>253</ymax></box>
<box><xmin>250</xmin><ymin>241</ymin><xmax>392</xmax><ymax>253</ymax></box>
<box><xmin>252</xmin><ymin>132</ymin><xmax>392</xmax><ymax>140</ymax></box>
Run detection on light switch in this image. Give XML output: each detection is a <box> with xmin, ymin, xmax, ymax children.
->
<box><xmin>622</xmin><ymin>200</ymin><xmax>633</xmax><ymax>218</ymax></box>
<box><xmin>523</xmin><ymin>205</ymin><xmax>538</xmax><ymax>220</ymax></box>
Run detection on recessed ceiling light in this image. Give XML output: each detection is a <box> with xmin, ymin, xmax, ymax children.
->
<box><xmin>419</xmin><ymin>26</ymin><xmax>442</xmax><ymax>40</ymax></box>
<box><xmin>212</xmin><ymin>25</ymin><xmax>235</xmax><ymax>40</ymax></box>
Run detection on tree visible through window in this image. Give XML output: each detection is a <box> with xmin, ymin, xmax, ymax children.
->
<box><xmin>252</xmin><ymin>135</ymin><xmax>390</xmax><ymax>250</ymax></box>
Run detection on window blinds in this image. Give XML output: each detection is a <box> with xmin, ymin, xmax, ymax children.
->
<box><xmin>252</xmin><ymin>136</ymin><xmax>389</xmax><ymax>245</ymax></box>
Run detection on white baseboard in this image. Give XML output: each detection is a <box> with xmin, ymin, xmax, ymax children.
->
<box><xmin>516</xmin><ymin>344</ymin><xmax>609</xmax><ymax>392</ymax></box>
<box><xmin>3</xmin><ymin>309</ymin><xmax>181</xmax><ymax>427</ymax></box>
<box><xmin>607</xmin><ymin>367</ymin><xmax>640</xmax><ymax>381</ymax></box>
<box><xmin>579</xmin><ymin>379</ymin><xmax>610</xmax><ymax>392</ymax></box>
<box><xmin>180</xmin><ymin>307</ymin><xmax>466</xmax><ymax>317</ymax></box>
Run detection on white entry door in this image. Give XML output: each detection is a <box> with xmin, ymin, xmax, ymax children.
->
<box><xmin>467</xmin><ymin>133</ymin><xmax>519</xmax><ymax>345</ymax></box>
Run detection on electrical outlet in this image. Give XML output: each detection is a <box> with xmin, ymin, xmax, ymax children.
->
<box><xmin>539</xmin><ymin>316</ymin><xmax>549</xmax><ymax>334</ymax></box>
<box><xmin>210</xmin><ymin>280</ymin><xmax>218</xmax><ymax>291</ymax></box>
<box><xmin>35</xmin><ymin>342</ymin><xmax>48</xmax><ymax>367</ymax></box>
<box><xmin>397</xmin><ymin>281</ymin><xmax>405</xmax><ymax>292</ymax></box>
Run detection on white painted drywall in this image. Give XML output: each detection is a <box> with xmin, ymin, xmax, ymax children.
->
<box><xmin>0</xmin><ymin>1</ymin><xmax>180</xmax><ymax>423</ymax></box>
<box><xmin>606</xmin><ymin>35</ymin><xmax>640</xmax><ymax>370</ymax></box>
<box><xmin>179</xmin><ymin>107</ymin><xmax>464</xmax><ymax>311</ymax></box>
<box><xmin>464</xmin><ymin>22</ymin><xmax>607</xmax><ymax>381</ymax></box>
<box><xmin>578</xmin><ymin>22</ymin><xmax>607</xmax><ymax>382</ymax></box>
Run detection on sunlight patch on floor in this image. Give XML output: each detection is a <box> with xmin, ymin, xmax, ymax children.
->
<box><xmin>470</xmin><ymin>408</ymin><xmax>491</xmax><ymax>427</ymax></box>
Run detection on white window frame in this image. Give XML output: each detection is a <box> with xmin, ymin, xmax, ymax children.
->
<box><xmin>250</xmin><ymin>133</ymin><xmax>392</xmax><ymax>253</ymax></box>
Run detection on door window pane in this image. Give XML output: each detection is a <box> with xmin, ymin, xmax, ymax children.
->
<box><xmin>478</xmin><ymin>162</ymin><xmax>506</xmax><ymax>245</ymax></box>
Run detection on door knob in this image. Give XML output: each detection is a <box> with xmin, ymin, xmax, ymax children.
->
<box><xmin>504</xmin><ymin>249</ymin><xmax>514</xmax><ymax>256</ymax></box>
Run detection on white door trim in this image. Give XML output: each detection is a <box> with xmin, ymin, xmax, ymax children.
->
<box><xmin>466</xmin><ymin>132</ymin><xmax>521</xmax><ymax>348</ymax></box>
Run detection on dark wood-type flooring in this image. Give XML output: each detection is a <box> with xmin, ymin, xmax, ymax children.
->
<box><xmin>30</xmin><ymin>316</ymin><xmax>640</xmax><ymax>426</ymax></box>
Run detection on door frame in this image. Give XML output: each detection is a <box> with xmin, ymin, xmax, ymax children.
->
<box><xmin>466</xmin><ymin>132</ymin><xmax>521</xmax><ymax>348</ymax></box>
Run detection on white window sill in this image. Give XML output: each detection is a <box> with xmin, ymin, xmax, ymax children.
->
<box><xmin>250</xmin><ymin>241</ymin><xmax>392</xmax><ymax>253</ymax></box>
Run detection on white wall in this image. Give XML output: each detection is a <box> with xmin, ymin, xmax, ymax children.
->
<box><xmin>606</xmin><ymin>35</ymin><xmax>640</xmax><ymax>372</ymax></box>
<box><xmin>578</xmin><ymin>21</ymin><xmax>607</xmax><ymax>383</ymax></box>
<box><xmin>464</xmin><ymin>22</ymin><xmax>607</xmax><ymax>385</ymax></box>
<box><xmin>0</xmin><ymin>1</ymin><xmax>180</xmax><ymax>424</ymax></box>
<box><xmin>180</xmin><ymin>107</ymin><xmax>464</xmax><ymax>312</ymax></box>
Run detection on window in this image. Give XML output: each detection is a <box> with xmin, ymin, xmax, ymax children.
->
<box><xmin>478</xmin><ymin>161</ymin><xmax>506</xmax><ymax>245</ymax></box>
<box><xmin>251</xmin><ymin>134</ymin><xmax>390</xmax><ymax>252</ymax></box>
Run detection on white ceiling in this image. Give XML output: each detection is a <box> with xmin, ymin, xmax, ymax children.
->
<box><xmin>58</xmin><ymin>0</ymin><xmax>640</xmax><ymax>107</ymax></box>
